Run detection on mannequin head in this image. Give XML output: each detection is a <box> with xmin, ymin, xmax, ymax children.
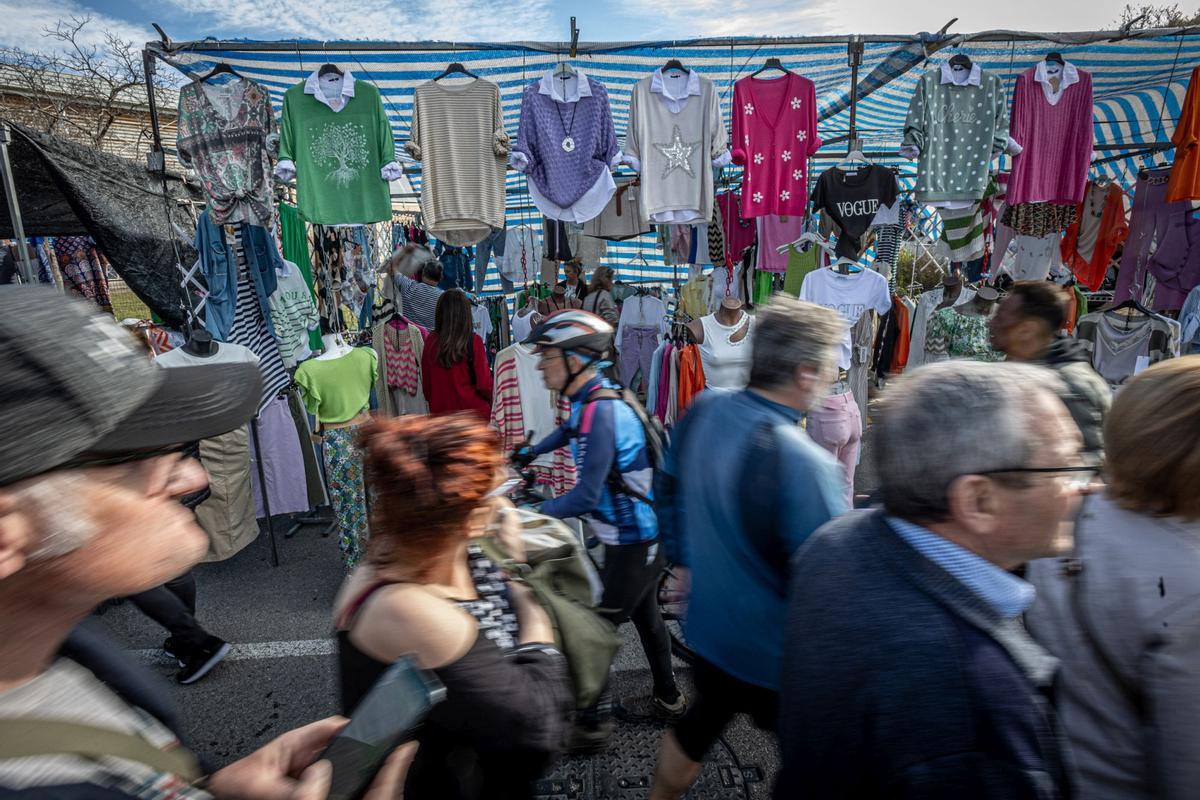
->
<box><xmin>989</xmin><ymin>281</ymin><xmax>1066</xmax><ymax>361</ymax></box>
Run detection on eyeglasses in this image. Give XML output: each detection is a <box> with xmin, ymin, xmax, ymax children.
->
<box><xmin>976</xmin><ymin>466</ymin><xmax>1099</xmax><ymax>491</ymax></box>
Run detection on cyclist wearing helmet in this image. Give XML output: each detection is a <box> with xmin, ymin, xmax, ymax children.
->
<box><xmin>518</xmin><ymin>309</ymin><xmax>684</xmax><ymax>745</ymax></box>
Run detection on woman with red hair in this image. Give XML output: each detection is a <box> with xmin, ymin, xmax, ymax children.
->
<box><xmin>334</xmin><ymin>413</ymin><xmax>571</xmax><ymax>798</ymax></box>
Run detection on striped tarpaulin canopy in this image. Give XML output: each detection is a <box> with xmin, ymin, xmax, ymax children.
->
<box><xmin>150</xmin><ymin>29</ymin><xmax>1200</xmax><ymax>289</ymax></box>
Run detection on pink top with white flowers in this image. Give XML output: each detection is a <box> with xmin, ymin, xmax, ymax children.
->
<box><xmin>731</xmin><ymin>73</ymin><xmax>822</xmax><ymax>219</ymax></box>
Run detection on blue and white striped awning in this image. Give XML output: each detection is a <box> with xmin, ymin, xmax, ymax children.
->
<box><xmin>151</xmin><ymin>29</ymin><xmax>1200</xmax><ymax>289</ymax></box>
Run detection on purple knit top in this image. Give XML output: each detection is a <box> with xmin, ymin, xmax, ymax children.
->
<box><xmin>1007</xmin><ymin>64</ymin><xmax>1094</xmax><ymax>206</ymax></box>
<box><xmin>512</xmin><ymin>77</ymin><xmax>619</xmax><ymax>209</ymax></box>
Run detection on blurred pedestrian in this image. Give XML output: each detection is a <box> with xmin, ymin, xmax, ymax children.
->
<box><xmin>335</xmin><ymin>413</ymin><xmax>571</xmax><ymax>799</ymax></box>
<box><xmin>1026</xmin><ymin>356</ymin><xmax>1200</xmax><ymax>800</ymax></box>
<box><xmin>650</xmin><ymin>297</ymin><xmax>846</xmax><ymax>800</ymax></box>
<box><xmin>776</xmin><ymin>360</ymin><xmax>1089</xmax><ymax>797</ymax></box>
<box><xmin>990</xmin><ymin>279</ymin><xmax>1111</xmax><ymax>460</ymax></box>
<box><xmin>0</xmin><ymin>288</ymin><xmax>406</xmax><ymax>798</ymax></box>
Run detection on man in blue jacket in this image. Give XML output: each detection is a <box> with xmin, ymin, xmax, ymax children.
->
<box><xmin>775</xmin><ymin>360</ymin><xmax>1088</xmax><ymax>798</ymax></box>
<box><xmin>520</xmin><ymin>310</ymin><xmax>682</xmax><ymax>748</ymax></box>
<box><xmin>649</xmin><ymin>296</ymin><xmax>848</xmax><ymax>799</ymax></box>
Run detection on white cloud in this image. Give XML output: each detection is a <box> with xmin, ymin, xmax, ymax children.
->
<box><xmin>159</xmin><ymin>0</ymin><xmax>557</xmax><ymax>43</ymax></box>
<box><xmin>616</xmin><ymin>0</ymin><xmax>1132</xmax><ymax>37</ymax></box>
<box><xmin>0</xmin><ymin>0</ymin><xmax>154</xmax><ymax>52</ymax></box>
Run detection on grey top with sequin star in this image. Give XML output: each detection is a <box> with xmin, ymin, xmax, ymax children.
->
<box><xmin>624</xmin><ymin>72</ymin><xmax>727</xmax><ymax>223</ymax></box>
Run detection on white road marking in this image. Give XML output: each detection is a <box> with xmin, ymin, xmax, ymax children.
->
<box><xmin>129</xmin><ymin>638</ymin><xmax>336</xmax><ymax>665</ymax></box>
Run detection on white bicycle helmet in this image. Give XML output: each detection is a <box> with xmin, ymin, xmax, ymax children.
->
<box><xmin>522</xmin><ymin>309</ymin><xmax>614</xmax><ymax>359</ymax></box>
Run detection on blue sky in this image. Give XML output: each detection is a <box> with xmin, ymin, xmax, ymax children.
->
<box><xmin>2</xmin><ymin>0</ymin><xmax>1131</xmax><ymax>51</ymax></box>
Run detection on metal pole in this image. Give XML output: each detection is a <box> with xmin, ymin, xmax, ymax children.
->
<box><xmin>0</xmin><ymin>124</ymin><xmax>36</xmax><ymax>283</ymax></box>
<box><xmin>142</xmin><ymin>49</ymin><xmax>166</xmax><ymax>175</ymax></box>
<box><xmin>846</xmin><ymin>36</ymin><xmax>864</xmax><ymax>153</ymax></box>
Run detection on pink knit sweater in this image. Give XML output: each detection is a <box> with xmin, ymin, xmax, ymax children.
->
<box><xmin>1006</xmin><ymin>65</ymin><xmax>1094</xmax><ymax>206</ymax></box>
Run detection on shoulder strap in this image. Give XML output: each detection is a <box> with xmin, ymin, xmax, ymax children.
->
<box><xmin>0</xmin><ymin>719</ymin><xmax>201</xmax><ymax>781</ymax></box>
<box><xmin>576</xmin><ymin>388</ymin><xmax>655</xmax><ymax>505</ymax></box>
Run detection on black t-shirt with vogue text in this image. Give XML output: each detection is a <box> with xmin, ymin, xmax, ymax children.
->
<box><xmin>810</xmin><ymin>164</ymin><xmax>898</xmax><ymax>261</ymax></box>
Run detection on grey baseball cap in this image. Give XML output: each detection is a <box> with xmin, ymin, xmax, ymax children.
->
<box><xmin>0</xmin><ymin>287</ymin><xmax>263</xmax><ymax>486</ymax></box>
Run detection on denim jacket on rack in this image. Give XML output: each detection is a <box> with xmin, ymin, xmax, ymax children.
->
<box><xmin>195</xmin><ymin>210</ymin><xmax>280</xmax><ymax>340</ymax></box>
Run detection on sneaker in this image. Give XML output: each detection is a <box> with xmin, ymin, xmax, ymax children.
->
<box><xmin>652</xmin><ymin>692</ymin><xmax>688</xmax><ymax>722</ymax></box>
<box><xmin>176</xmin><ymin>636</ymin><xmax>231</xmax><ymax>685</ymax></box>
<box><xmin>566</xmin><ymin>718</ymin><xmax>615</xmax><ymax>755</ymax></box>
<box><xmin>162</xmin><ymin>636</ymin><xmax>185</xmax><ymax>668</ymax></box>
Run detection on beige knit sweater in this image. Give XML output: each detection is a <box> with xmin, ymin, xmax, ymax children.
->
<box><xmin>406</xmin><ymin>79</ymin><xmax>510</xmax><ymax>246</ymax></box>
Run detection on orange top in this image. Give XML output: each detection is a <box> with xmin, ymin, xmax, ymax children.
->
<box><xmin>889</xmin><ymin>297</ymin><xmax>912</xmax><ymax>374</ymax></box>
<box><xmin>1060</xmin><ymin>182</ymin><xmax>1128</xmax><ymax>291</ymax></box>
<box><xmin>676</xmin><ymin>344</ymin><xmax>707</xmax><ymax>413</ymax></box>
<box><xmin>1167</xmin><ymin>66</ymin><xmax>1200</xmax><ymax>203</ymax></box>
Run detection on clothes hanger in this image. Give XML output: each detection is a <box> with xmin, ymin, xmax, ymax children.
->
<box><xmin>749</xmin><ymin>57</ymin><xmax>791</xmax><ymax>78</ymax></box>
<box><xmin>554</xmin><ymin>62</ymin><xmax>577</xmax><ymax>79</ymax></box>
<box><xmin>318</xmin><ymin>63</ymin><xmax>344</xmax><ymax>78</ymax></box>
<box><xmin>433</xmin><ymin>62</ymin><xmax>479</xmax><ymax>81</ymax></box>
<box><xmin>831</xmin><ymin>258</ymin><xmax>863</xmax><ymax>275</ymax></box>
<box><xmin>838</xmin><ymin>150</ymin><xmax>870</xmax><ymax>170</ymax></box>
<box><xmin>948</xmin><ymin>53</ymin><xmax>973</xmax><ymax>71</ymax></box>
<box><xmin>662</xmin><ymin>59</ymin><xmax>687</xmax><ymax>75</ymax></box>
<box><xmin>1045</xmin><ymin>52</ymin><xmax>1065</xmax><ymax>66</ymax></box>
<box><xmin>197</xmin><ymin>62</ymin><xmax>241</xmax><ymax>83</ymax></box>
<box><xmin>778</xmin><ymin>231</ymin><xmax>835</xmax><ymax>257</ymax></box>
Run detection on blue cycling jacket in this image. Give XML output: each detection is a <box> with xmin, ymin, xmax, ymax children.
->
<box><xmin>530</xmin><ymin>376</ymin><xmax>657</xmax><ymax>545</ymax></box>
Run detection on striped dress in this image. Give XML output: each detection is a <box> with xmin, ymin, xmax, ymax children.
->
<box><xmin>230</xmin><ymin>227</ymin><xmax>291</xmax><ymax>414</ymax></box>
<box><xmin>405</xmin><ymin>79</ymin><xmax>509</xmax><ymax>247</ymax></box>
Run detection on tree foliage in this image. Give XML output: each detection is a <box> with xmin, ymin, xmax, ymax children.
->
<box><xmin>0</xmin><ymin>15</ymin><xmax>173</xmax><ymax>151</ymax></box>
<box><xmin>1115</xmin><ymin>3</ymin><xmax>1200</xmax><ymax>28</ymax></box>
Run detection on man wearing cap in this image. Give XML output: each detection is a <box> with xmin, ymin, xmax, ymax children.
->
<box><xmin>0</xmin><ymin>289</ymin><xmax>409</xmax><ymax>797</ymax></box>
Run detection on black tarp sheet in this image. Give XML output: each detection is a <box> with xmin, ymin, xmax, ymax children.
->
<box><xmin>0</xmin><ymin>122</ymin><xmax>198</xmax><ymax>325</ymax></box>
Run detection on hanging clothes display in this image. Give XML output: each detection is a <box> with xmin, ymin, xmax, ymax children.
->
<box><xmin>248</xmin><ymin>393</ymin><xmax>312</xmax><ymax>519</ymax></box>
<box><xmin>511</xmin><ymin>69</ymin><xmax>620</xmax><ymax>222</ymax></box>
<box><xmin>491</xmin><ymin>343</ymin><xmax>577</xmax><ymax>497</ymax></box>
<box><xmin>616</xmin><ymin>292</ymin><xmax>668</xmax><ymax>392</ymax></box>
<box><xmin>902</xmin><ymin>62</ymin><xmax>1010</xmax><ymax>203</ymax></box>
<box><xmin>908</xmin><ymin>285</ymin><xmax>978</xmax><ymax>368</ymax></box>
<box><xmin>696</xmin><ymin>311</ymin><xmax>753</xmax><ymax>390</ymax></box>
<box><xmin>623</xmin><ymin>67</ymin><xmax>729</xmax><ymax>224</ymax></box>
<box><xmin>406</xmin><ymin>77</ymin><xmax>509</xmax><ymax>245</ymax></box>
<box><xmin>268</xmin><ymin>260</ymin><xmax>320</xmax><ymax>368</ymax></box>
<box><xmin>582</xmin><ymin>180</ymin><xmax>651</xmax><ymax>241</ymax></box>
<box><xmin>807</xmin><ymin>385</ymin><xmax>861</xmax><ymax>511</ymax></box>
<box><xmin>157</xmin><ymin>342</ymin><xmax>261</xmax><ymax>561</ymax></box>
<box><xmin>495</xmin><ymin>224</ymin><xmax>543</xmax><ymax>287</ymax></box>
<box><xmin>717</xmin><ymin>190</ymin><xmax>757</xmax><ymax>265</ymax></box>
<box><xmin>52</xmin><ymin>236</ymin><xmax>111</xmax><ymax>310</ymax></box>
<box><xmin>434</xmin><ymin>242</ymin><xmax>472</xmax><ymax>291</ymax></box>
<box><xmin>1074</xmin><ymin>308</ymin><xmax>1181</xmax><ymax>388</ymax></box>
<box><xmin>847</xmin><ymin>310</ymin><xmax>877</xmax><ymax>424</ymax></box>
<box><xmin>278</xmin><ymin>202</ymin><xmax>325</xmax><ymax>355</ymax></box>
<box><xmin>1167</xmin><ymin>66</ymin><xmax>1200</xmax><ymax>203</ymax></box>
<box><xmin>872</xmin><ymin>294</ymin><xmax>913</xmax><ymax>378</ymax></box>
<box><xmin>1179</xmin><ymin>284</ymin><xmax>1200</xmax><ymax>354</ymax></box>
<box><xmin>1006</xmin><ymin>60</ymin><xmax>1093</xmax><ymax>207</ymax></box>
<box><xmin>731</xmin><ymin>72</ymin><xmax>821</xmax><ymax>218</ymax></box>
<box><xmin>924</xmin><ymin>306</ymin><xmax>1002</xmax><ymax>362</ymax></box>
<box><xmin>226</xmin><ymin>227</ymin><xmax>291</xmax><ymax>414</ymax></box>
<box><xmin>936</xmin><ymin>184</ymin><xmax>993</xmax><ymax>263</ymax></box>
<box><xmin>755</xmin><ymin>215</ymin><xmax>804</xmax><ymax>273</ymax></box>
<box><xmin>1061</xmin><ymin>181</ymin><xmax>1128</xmax><ymax>291</ymax></box>
<box><xmin>277</xmin><ymin>69</ymin><xmax>398</xmax><ymax>225</ymax></box>
<box><xmin>1000</xmin><ymin>202</ymin><xmax>1077</xmax><ymax>238</ymax></box>
<box><xmin>177</xmin><ymin>76</ymin><xmax>276</xmax><ymax>228</ymax></box>
<box><xmin>1113</xmin><ymin>168</ymin><xmax>1200</xmax><ymax>312</ymax></box>
<box><xmin>798</xmin><ymin>266</ymin><xmax>891</xmax><ymax>370</ymax></box>
<box><xmin>295</xmin><ymin>347</ymin><xmax>378</xmax><ymax>568</ymax></box>
<box><xmin>811</xmin><ymin>164</ymin><xmax>899</xmax><ymax>261</ymax></box>
<box><xmin>370</xmin><ymin>273</ymin><xmax>428</xmax><ymax>417</ymax></box>
<box><xmin>646</xmin><ymin>340</ymin><xmax>706</xmax><ymax>425</ymax></box>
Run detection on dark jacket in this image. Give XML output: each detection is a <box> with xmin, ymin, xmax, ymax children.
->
<box><xmin>775</xmin><ymin>510</ymin><xmax>1074</xmax><ymax>799</ymax></box>
<box><xmin>1038</xmin><ymin>336</ymin><xmax>1111</xmax><ymax>461</ymax></box>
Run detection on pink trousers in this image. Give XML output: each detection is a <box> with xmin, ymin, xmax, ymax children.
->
<box><xmin>806</xmin><ymin>391</ymin><xmax>862</xmax><ymax>510</ymax></box>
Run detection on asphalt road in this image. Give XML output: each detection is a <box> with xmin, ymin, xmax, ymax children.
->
<box><xmin>97</xmin><ymin>513</ymin><xmax>782</xmax><ymax>798</ymax></box>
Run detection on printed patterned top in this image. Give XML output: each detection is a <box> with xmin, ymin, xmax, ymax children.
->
<box><xmin>925</xmin><ymin>306</ymin><xmax>1003</xmax><ymax>362</ymax></box>
<box><xmin>177</xmin><ymin>77</ymin><xmax>277</xmax><ymax>228</ymax></box>
<box><xmin>459</xmin><ymin>545</ymin><xmax>521</xmax><ymax>653</ymax></box>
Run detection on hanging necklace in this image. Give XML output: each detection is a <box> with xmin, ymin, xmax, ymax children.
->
<box><xmin>552</xmin><ymin>97</ymin><xmax>580</xmax><ymax>153</ymax></box>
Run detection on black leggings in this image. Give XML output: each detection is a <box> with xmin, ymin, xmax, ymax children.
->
<box><xmin>594</xmin><ymin>540</ymin><xmax>677</xmax><ymax>700</ymax></box>
<box><xmin>127</xmin><ymin>571</ymin><xmax>208</xmax><ymax>649</ymax></box>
